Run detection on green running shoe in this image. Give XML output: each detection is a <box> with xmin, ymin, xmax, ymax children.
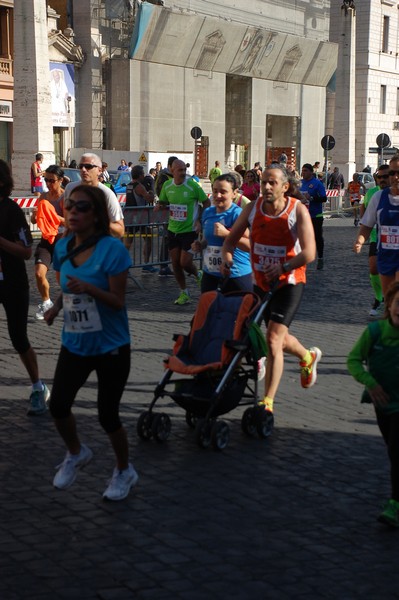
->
<box><xmin>174</xmin><ymin>291</ymin><xmax>191</xmax><ymax>305</ymax></box>
<box><xmin>378</xmin><ymin>499</ymin><xmax>399</xmax><ymax>528</ymax></box>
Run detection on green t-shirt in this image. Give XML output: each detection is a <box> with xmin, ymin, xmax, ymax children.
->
<box><xmin>363</xmin><ymin>185</ymin><xmax>379</xmax><ymax>243</ymax></box>
<box><xmin>347</xmin><ymin>319</ymin><xmax>399</xmax><ymax>414</ymax></box>
<box><xmin>159</xmin><ymin>177</ymin><xmax>208</xmax><ymax>233</ymax></box>
<box><xmin>209</xmin><ymin>167</ymin><xmax>222</xmax><ymax>184</ymax></box>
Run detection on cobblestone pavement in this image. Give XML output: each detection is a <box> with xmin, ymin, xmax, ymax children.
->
<box><xmin>1</xmin><ymin>216</ymin><xmax>399</xmax><ymax>600</ymax></box>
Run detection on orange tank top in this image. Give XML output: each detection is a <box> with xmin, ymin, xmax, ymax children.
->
<box><xmin>348</xmin><ymin>182</ymin><xmax>361</xmax><ymax>202</ymax></box>
<box><xmin>249</xmin><ymin>196</ymin><xmax>307</xmax><ymax>292</ymax></box>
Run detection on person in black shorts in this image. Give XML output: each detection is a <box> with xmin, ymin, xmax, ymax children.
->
<box><xmin>0</xmin><ymin>159</ymin><xmax>50</xmax><ymax>415</ymax></box>
<box><xmin>30</xmin><ymin>164</ymin><xmax>65</xmax><ymax>320</ymax></box>
<box><xmin>222</xmin><ymin>164</ymin><xmax>322</xmax><ymax>417</ymax></box>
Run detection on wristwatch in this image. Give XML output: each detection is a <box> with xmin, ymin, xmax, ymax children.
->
<box><xmin>282</xmin><ymin>262</ymin><xmax>291</xmax><ymax>273</ymax></box>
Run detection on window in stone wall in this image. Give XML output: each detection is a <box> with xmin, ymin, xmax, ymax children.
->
<box><xmin>382</xmin><ymin>15</ymin><xmax>389</xmax><ymax>53</ymax></box>
<box><xmin>380</xmin><ymin>85</ymin><xmax>387</xmax><ymax>114</ymax></box>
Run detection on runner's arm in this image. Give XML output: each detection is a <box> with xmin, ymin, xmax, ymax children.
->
<box><xmin>0</xmin><ymin>237</ymin><xmax>31</xmax><ymax>260</ymax></box>
<box><xmin>288</xmin><ymin>202</ymin><xmax>316</xmax><ymax>269</ymax></box>
<box><xmin>221</xmin><ymin>202</ymin><xmax>253</xmax><ymax>267</ymax></box>
<box><xmin>353</xmin><ymin>225</ymin><xmax>372</xmax><ymax>253</ymax></box>
<box><xmin>109</xmin><ymin>219</ymin><xmax>125</xmax><ymax>239</ymax></box>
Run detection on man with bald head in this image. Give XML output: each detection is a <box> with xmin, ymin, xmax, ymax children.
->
<box><xmin>157</xmin><ymin>159</ymin><xmax>209</xmax><ymax>304</ymax></box>
<box><xmin>63</xmin><ymin>153</ymin><xmax>124</xmax><ymax>238</ymax></box>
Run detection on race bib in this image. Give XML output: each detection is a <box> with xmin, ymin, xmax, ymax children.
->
<box><xmin>203</xmin><ymin>245</ymin><xmax>222</xmax><ymax>273</ymax></box>
<box><xmin>170</xmin><ymin>204</ymin><xmax>187</xmax><ymax>221</ymax></box>
<box><xmin>63</xmin><ymin>293</ymin><xmax>102</xmax><ymax>333</ymax></box>
<box><xmin>380</xmin><ymin>225</ymin><xmax>399</xmax><ymax>250</ymax></box>
<box><xmin>253</xmin><ymin>242</ymin><xmax>286</xmax><ymax>271</ymax></box>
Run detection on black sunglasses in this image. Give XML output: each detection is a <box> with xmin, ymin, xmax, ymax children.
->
<box><xmin>78</xmin><ymin>163</ymin><xmax>98</xmax><ymax>171</ymax></box>
<box><xmin>389</xmin><ymin>170</ymin><xmax>399</xmax><ymax>177</ymax></box>
<box><xmin>44</xmin><ymin>177</ymin><xmax>58</xmax><ymax>183</ymax></box>
<box><xmin>376</xmin><ymin>174</ymin><xmax>390</xmax><ymax>179</ymax></box>
<box><xmin>64</xmin><ymin>199</ymin><xmax>93</xmax><ymax>213</ymax></box>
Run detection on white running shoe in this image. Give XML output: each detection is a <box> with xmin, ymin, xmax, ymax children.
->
<box><xmin>103</xmin><ymin>464</ymin><xmax>139</xmax><ymax>501</ymax></box>
<box><xmin>36</xmin><ymin>299</ymin><xmax>53</xmax><ymax>320</ymax></box>
<box><xmin>27</xmin><ymin>383</ymin><xmax>50</xmax><ymax>416</ymax></box>
<box><xmin>53</xmin><ymin>444</ymin><xmax>93</xmax><ymax>490</ymax></box>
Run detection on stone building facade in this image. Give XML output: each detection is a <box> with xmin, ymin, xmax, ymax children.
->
<box><xmin>0</xmin><ymin>0</ymin><xmax>13</xmax><ymax>163</ymax></box>
<box><xmin>329</xmin><ymin>0</ymin><xmax>399</xmax><ymax>177</ymax></box>
<box><xmin>105</xmin><ymin>0</ymin><xmax>337</xmax><ymax>173</ymax></box>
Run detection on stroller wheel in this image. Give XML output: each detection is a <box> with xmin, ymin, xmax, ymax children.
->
<box><xmin>195</xmin><ymin>418</ymin><xmax>212</xmax><ymax>449</ymax></box>
<box><xmin>241</xmin><ymin>407</ymin><xmax>257</xmax><ymax>437</ymax></box>
<box><xmin>185</xmin><ymin>411</ymin><xmax>198</xmax><ymax>429</ymax></box>
<box><xmin>256</xmin><ymin>408</ymin><xmax>274</xmax><ymax>439</ymax></box>
<box><xmin>137</xmin><ymin>411</ymin><xmax>154</xmax><ymax>440</ymax></box>
<box><xmin>211</xmin><ymin>420</ymin><xmax>230</xmax><ymax>451</ymax></box>
<box><xmin>152</xmin><ymin>413</ymin><xmax>171</xmax><ymax>442</ymax></box>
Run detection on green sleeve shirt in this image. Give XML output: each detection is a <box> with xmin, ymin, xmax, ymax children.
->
<box><xmin>159</xmin><ymin>178</ymin><xmax>208</xmax><ymax>233</ymax></box>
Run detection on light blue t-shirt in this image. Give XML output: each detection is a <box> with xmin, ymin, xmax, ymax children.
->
<box><xmin>53</xmin><ymin>235</ymin><xmax>132</xmax><ymax>356</ymax></box>
<box><xmin>201</xmin><ymin>204</ymin><xmax>252</xmax><ymax>278</ymax></box>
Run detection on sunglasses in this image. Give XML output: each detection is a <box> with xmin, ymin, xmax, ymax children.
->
<box><xmin>376</xmin><ymin>174</ymin><xmax>390</xmax><ymax>180</ymax></box>
<box><xmin>44</xmin><ymin>178</ymin><xmax>57</xmax><ymax>183</ymax></box>
<box><xmin>389</xmin><ymin>170</ymin><xmax>399</xmax><ymax>177</ymax></box>
<box><xmin>64</xmin><ymin>199</ymin><xmax>93</xmax><ymax>213</ymax></box>
<box><xmin>78</xmin><ymin>163</ymin><xmax>98</xmax><ymax>171</ymax></box>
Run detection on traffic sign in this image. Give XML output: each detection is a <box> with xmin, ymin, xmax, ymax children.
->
<box><xmin>321</xmin><ymin>135</ymin><xmax>335</xmax><ymax>151</ymax></box>
<box><xmin>376</xmin><ymin>133</ymin><xmax>391</xmax><ymax>149</ymax></box>
<box><xmin>380</xmin><ymin>148</ymin><xmax>398</xmax><ymax>156</ymax></box>
<box><xmin>369</xmin><ymin>147</ymin><xmax>398</xmax><ymax>156</ymax></box>
<box><xmin>191</xmin><ymin>126</ymin><xmax>202</xmax><ymax>140</ymax></box>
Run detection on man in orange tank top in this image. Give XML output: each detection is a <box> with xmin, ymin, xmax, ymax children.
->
<box><xmin>222</xmin><ymin>165</ymin><xmax>322</xmax><ymax>419</ymax></box>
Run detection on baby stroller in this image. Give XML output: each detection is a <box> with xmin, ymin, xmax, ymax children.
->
<box><xmin>137</xmin><ymin>289</ymin><xmax>274</xmax><ymax>451</ymax></box>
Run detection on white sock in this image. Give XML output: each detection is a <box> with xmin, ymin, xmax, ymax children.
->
<box><xmin>32</xmin><ymin>380</ymin><xmax>44</xmax><ymax>392</ymax></box>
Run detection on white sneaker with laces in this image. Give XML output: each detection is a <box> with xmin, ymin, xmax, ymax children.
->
<box><xmin>36</xmin><ymin>299</ymin><xmax>53</xmax><ymax>320</ymax></box>
<box><xmin>53</xmin><ymin>444</ymin><xmax>93</xmax><ymax>490</ymax></box>
<box><xmin>103</xmin><ymin>463</ymin><xmax>139</xmax><ymax>501</ymax></box>
<box><xmin>27</xmin><ymin>383</ymin><xmax>50</xmax><ymax>416</ymax></box>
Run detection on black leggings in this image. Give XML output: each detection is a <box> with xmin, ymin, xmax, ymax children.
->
<box><xmin>49</xmin><ymin>345</ymin><xmax>131</xmax><ymax>434</ymax></box>
<box><xmin>0</xmin><ymin>284</ymin><xmax>31</xmax><ymax>354</ymax></box>
<box><xmin>375</xmin><ymin>410</ymin><xmax>399</xmax><ymax>501</ymax></box>
<box><xmin>311</xmin><ymin>217</ymin><xmax>324</xmax><ymax>259</ymax></box>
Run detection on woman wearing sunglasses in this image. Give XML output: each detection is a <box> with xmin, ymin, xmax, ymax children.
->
<box><xmin>31</xmin><ymin>165</ymin><xmax>65</xmax><ymax>321</ymax></box>
<box><xmin>241</xmin><ymin>169</ymin><xmax>260</xmax><ymax>201</ymax></box>
<box><xmin>44</xmin><ymin>185</ymin><xmax>138</xmax><ymax>501</ymax></box>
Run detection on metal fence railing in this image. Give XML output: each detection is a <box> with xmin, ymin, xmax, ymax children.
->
<box><xmin>21</xmin><ymin>204</ymin><xmax>201</xmax><ymax>272</ymax></box>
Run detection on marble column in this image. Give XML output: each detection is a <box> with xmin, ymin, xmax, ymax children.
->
<box><xmin>331</xmin><ymin>6</ymin><xmax>356</xmax><ymax>184</ymax></box>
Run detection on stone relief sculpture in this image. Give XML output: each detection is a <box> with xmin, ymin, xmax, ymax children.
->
<box><xmin>194</xmin><ymin>30</ymin><xmax>226</xmax><ymax>71</ymax></box>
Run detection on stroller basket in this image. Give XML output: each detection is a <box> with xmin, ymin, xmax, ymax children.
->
<box><xmin>171</xmin><ymin>372</ymin><xmax>249</xmax><ymax>418</ymax></box>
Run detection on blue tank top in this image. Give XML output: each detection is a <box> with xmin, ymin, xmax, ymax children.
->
<box><xmin>377</xmin><ymin>187</ymin><xmax>399</xmax><ymax>275</ymax></box>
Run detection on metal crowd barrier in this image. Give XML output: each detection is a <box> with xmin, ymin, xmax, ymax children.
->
<box><xmin>324</xmin><ymin>190</ymin><xmax>349</xmax><ymax>218</ymax></box>
<box><xmin>123</xmin><ymin>205</ymin><xmax>171</xmax><ymax>269</ymax></box>
<box><xmin>20</xmin><ymin>201</ymin><xmax>200</xmax><ymax>275</ymax></box>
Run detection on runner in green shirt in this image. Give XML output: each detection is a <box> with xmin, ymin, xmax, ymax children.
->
<box><xmin>157</xmin><ymin>160</ymin><xmax>209</xmax><ymax>305</ymax></box>
<box><xmin>208</xmin><ymin>161</ymin><xmax>223</xmax><ymax>185</ymax></box>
